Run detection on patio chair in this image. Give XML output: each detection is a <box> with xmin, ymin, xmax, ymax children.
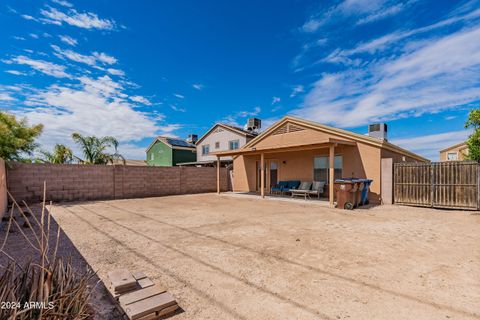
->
<box><xmin>271</xmin><ymin>181</ymin><xmax>289</xmax><ymax>195</ymax></box>
<box><xmin>283</xmin><ymin>180</ymin><xmax>301</xmax><ymax>194</ymax></box>
<box><xmin>291</xmin><ymin>181</ymin><xmax>313</xmax><ymax>200</ymax></box>
<box><xmin>309</xmin><ymin>181</ymin><xmax>326</xmax><ymax>199</ymax></box>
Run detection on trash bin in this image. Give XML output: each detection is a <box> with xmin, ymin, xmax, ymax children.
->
<box><xmin>334</xmin><ymin>180</ymin><xmax>359</xmax><ymax>210</ymax></box>
<box><xmin>360</xmin><ymin>179</ymin><xmax>373</xmax><ymax>205</ymax></box>
<box><xmin>338</xmin><ymin>178</ymin><xmax>363</xmax><ymax>208</ymax></box>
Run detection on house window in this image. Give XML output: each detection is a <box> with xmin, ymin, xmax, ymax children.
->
<box><xmin>229</xmin><ymin>140</ymin><xmax>240</xmax><ymax>150</ymax></box>
<box><xmin>447</xmin><ymin>152</ymin><xmax>458</xmax><ymax>161</ymax></box>
<box><xmin>202</xmin><ymin>145</ymin><xmax>210</xmax><ymax>155</ymax></box>
<box><xmin>313</xmin><ymin>155</ymin><xmax>343</xmax><ymax>182</ymax></box>
<box><xmin>150</xmin><ymin>153</ymin><xmax>154</xmax><ymax>161</ymax></box>
<box><xmin>215</xmin><ymin>142</ymin><xmax>220</xmax><ymax>149</ymax></box>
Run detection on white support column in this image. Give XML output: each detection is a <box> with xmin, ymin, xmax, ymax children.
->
<box><xmin>217</xmin><ymin>156</ymin><xmax>221</xmax><ymax>194</ymax></box>
<box><xmin>260</xmin><ymin>153</ymin><xmax>265</xmax><ymax>198</ymax></box>
<box><xmin>329</xmin><ymin>144</ymin><xmax>335</xmax><ymax>206</ymax></box>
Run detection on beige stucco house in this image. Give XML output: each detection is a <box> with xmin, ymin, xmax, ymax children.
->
<box><xmin>213</xmin><ymin>116</ymin><xmax>428</xmax><ymax>205</ymax></box>
<box><xmin>439</xmin><ymin>142</ymin><xmax>468</xmax><ymax>161</ymax></box>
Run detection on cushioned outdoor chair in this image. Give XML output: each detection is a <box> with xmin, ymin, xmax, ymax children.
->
<box><xmin>283</xmin><ymin>180</ymin><xmax>301</xmax><ymax>194</ymax></box>
<box><xmin>309</xmin><ymin>181</ymin><xmax>326</xmax><ymax>199</ymax></box>
<box><xmin>271</xmin><ymin>181</ymin><xmax>289</xmax><ymax>195</ymax></box>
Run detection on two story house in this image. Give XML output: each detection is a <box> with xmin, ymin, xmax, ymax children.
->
<box><xmin>183</xmin><ymin>120</ymin><xmax>259</xmax><ymax>166</ymax></box>
<box><xmin>146</xmin><ymin>136</ymin><xmax>196</xmax><ymax>166</ymax></box>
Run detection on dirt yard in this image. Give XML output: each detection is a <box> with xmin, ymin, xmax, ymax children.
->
<box><xmin>50</xmin><ymin>193</ymin><xmax>480</xmax><ymax>320</ymax></box>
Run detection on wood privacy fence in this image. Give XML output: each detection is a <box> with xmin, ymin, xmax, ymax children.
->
<box><xmin>394</xmin><ymin>161</ymin><xmax>479</xmax><ymax>210</ymax></box>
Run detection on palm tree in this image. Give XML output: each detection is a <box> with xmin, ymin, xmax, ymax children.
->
<box><xmin>39</xmin><ymin>144</ymin><xmax>74</xmax><ymax>164</ymax></box>
<box><xmin>71</xmin><ymin>133</ymin><xmax>125</xmax><ymax>165</ymax></box>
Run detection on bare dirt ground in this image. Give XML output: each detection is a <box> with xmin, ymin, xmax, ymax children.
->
<box><xmin>49</xmin><ymin>193</ymin><xmax>480</xmax><ymax>320</ymax></box>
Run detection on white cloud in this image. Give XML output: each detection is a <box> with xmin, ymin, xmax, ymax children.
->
<box><xmin>170</xmin><ymin>105</ymin><xmax>186</xmax><ymax>112</ymax></box>
<box><xmin>392</xmin><ymin>130</ymin><xmax>471</xmax><ymax>160</ymax></box>
<box><xmin>0</xmin><ymin>93</ymin><xmax>15</xmax><ymax>101</ymax></box>
<box><xmin>173</xmin><ymin>93</ymin><xmax>185</xmax><ymax>99</ymax></box>
<box><xmin>51</xmin><ymin>0</ymin><xmax>73</xmax><ymax>8</ymax></box>
<box><xmin>5</xmin><ymin>55</ymin><xmax>70</xmax><ymax>78</ymax></box>
<box><xmin>59</xmin><ymin>35</ymin><xmax>77</xmax><ymax>46</ymax></box>
<box><xmin>301</xmin><ymin>0</ymin><xmax>404</xmax><ymax>32</ymax></box>
<box><xmin>93</xmin><ymin>52</ymin><xmax>117</xmax><ymax>64</ymax></box>
<box><xmin>117</xmin><ymin>143</ymin><xmax>148</xmax><ymax>160</ymax></box>
<box><xmin>40</xmin><ymin>6</ymin><xmax>116</xmax><ymax>30</ymax></box>
<box><xmin>294</xmin><ymin>26</ymin><xmax>480</xmax><ymax>128</ymax></box>
<box><xmin>21</xmin><ymin>14</ymin><xmax>35</xmax><ymax>21</ymax></box>
<box><xmin>51</xmin><ymin>45</ymin><xmax>97</xmax><ymax>66</ymax></box>
<box><xmin>13</xmin><ymin>36</ymin><xmax>26</xmax><ymax>41</ymax></box>
<box><xmin>290</xmin><ymin>85</ymin><xmax>304</xmax><ymax>97</ymax></box>
<box><xmin>107</xmin><ymin>68</ymin><xmax>125</xmax><ymax>76</ymax></box>
<box><xmin>51</xmin><ymin>45</ymin><xmax>117</xmax><ymax>68</ymax></box>
<box><xmin>15</xmin><ymin>76</ymin><xmax>176</xmax><ymax>153</ymax></box>
<box><xmin>30</xmin><ymin>33</ymin><xmax>39</xmax><ymax>39</ymax></box>
<box><xmin>271</xmin><ymin>96</ymin><xmax>281</xmax><ymax>105</ymax></box>
<box><xmin>192</xmin><ymin>83</ymin><xmax>203</xmax><ymax>90</ymax></box>
<box><xmin>5</xmin><ymin>70</ymin><xmax>27</xmax><ymax>76</ymax></box>
<box><xmin>130</xmin><ymin>95</ymin><xmax>152</xmax><ymax>105</ymax></box>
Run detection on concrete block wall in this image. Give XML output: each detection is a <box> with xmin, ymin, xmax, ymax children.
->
<box><xmin>6</xmin><ymin>163</ymin><xmax>228</xmax><ymax>204</ymax></box>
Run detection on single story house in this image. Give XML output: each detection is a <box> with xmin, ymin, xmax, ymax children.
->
<box><xmin>146</xmin><ymin>136</ymin><xmax>196</xmax><ymax>166</ymax></box>
<box><xmin>178</xmin><ymin>122</ymin><xmax>258</xmax><ymax>167</ymax></box>
<box><xmin>439</xmin><ymin>142</ymin><xmax>468</xmax><ymax>161</ymax></box>
<box><xmin>213</xmin><ymin>116</ymin><xmax>428</xmax><ymax>205</ymax></box>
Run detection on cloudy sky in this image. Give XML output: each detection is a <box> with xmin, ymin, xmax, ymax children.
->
<box><xmin>1</xmin><ymin>0</ymin><xmax>479</xmax><ymax>160</ymax></box>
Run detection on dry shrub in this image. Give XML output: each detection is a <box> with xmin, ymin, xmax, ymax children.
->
<box><xmin>0</xmin><ymin>183</ymin><xmax>97</xmax><ymax>319</ymax></box>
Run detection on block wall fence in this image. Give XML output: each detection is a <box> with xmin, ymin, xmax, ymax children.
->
<box><xmin>6</xmin><ymin>162</ymin><xmax>229</xmax><ymax>204</ymax></box>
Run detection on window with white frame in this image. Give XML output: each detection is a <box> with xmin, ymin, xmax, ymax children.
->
<box><xmin>447</xmin><ymin>152</ymin><xmax>458</xmax><ymax>161</ymax></box>
<box><xmin>202</xmin><ymin>145</ymin><xmax>210</xmax><ymax>155</ymax></box>
<box><xmin>313</xmin><ymin>155</ymin><xmax>343</xmax><ymax>182</ymax></box>
<box><xmin>229</xmin><ymin>140</ymin><xmax>240</xmax><ymax>150</ymax></box>
<box><xmin>150</xmin><ymin>153</ymin><xmax>154</xmax><ymax>161</ymax></box>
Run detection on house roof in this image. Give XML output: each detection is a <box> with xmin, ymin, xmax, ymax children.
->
<box><xmin>439</xmin><ymin>141</ymin><xmax>467</xmax><ymax>153</ymax></box>
<box><xmin>145</xmin><ymin>136</ymin><xmax>196</xmax><ymax>153</ymax></box>
<box><xmin>213</xmin><ymin>116</ymin><xmax>429</xmax><ymax>162</ymax></box>
<box><xmin>195</xmin><ymin>123</ymin><xmax>258</xmax><ymax>145</ymax></box>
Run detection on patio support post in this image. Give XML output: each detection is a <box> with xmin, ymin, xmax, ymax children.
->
<box><xmin>329</xmin><ymin>144</ymin><xmax>335</xmax><ymax>206</ymax></box>
<box><xmin>217</xmin><ymin>156</ymin><xmax>220</xmax><ymax>194</ymax></box>
<box><xmin>260</xmin><ymin>153</ymin><xmax>265</xmax><ymax>198</ymax></box>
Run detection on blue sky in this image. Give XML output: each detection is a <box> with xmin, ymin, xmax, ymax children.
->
<box><xmin>1</xmin><ymin>0</ymin><xmax>479</xmax><ymax>160</ymax></box>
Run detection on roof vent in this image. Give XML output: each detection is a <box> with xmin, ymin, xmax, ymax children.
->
<box><xmin>245</xmin><ymin>118</ymin><xmax>261</xmax><ymax>133</ymax></box>
<box><xmin>368</xmin><ymin>123</ymin><xmax>388</xmax><ymax>141</ymax></box>
<box><xmin>186</xmin><ymin>134</ymin><xmax>198</xmax><ymax>144</ymax></box>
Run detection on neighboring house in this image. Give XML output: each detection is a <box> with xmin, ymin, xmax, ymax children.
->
<box><xmin>439</xmin><ymin>142</ymin><xmax>468</xmax><ymax>161</ymax></box>
<box><xmin>189</xmin><ymin>122</ymin><xmax>258</xmax><ymax>166</ymax></box>
<box><xmin>146</xmin><ymin>136</ymin><xmax>196</xmax><ymax>166</ymax></box>
<box><xmin>213</xmin><ymin>116</ymin><xmax>428</xmax><ymax>205</ymax></box>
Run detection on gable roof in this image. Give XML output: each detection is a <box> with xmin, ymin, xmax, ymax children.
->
<box><xmin>439</xmin><ymin>141</ymin><xmax>467</xmax><ymax>153</ymax></box>
<box><xmin>222</xmin><ymin>116</ymin><xmax>428</xmax><ymax>162</ymax></box>
<box><xmin>145</xmin><ymin>136</ymin><xmax>195</xmax><ymax>152</ymax></box>
<box><xmin>196</xmin><ymin>123</ymin><xmax>258</xmax><ymax>145</ymax></box>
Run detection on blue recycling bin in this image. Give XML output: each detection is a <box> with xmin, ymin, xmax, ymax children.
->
<box><xmin>360</xmin><ymin>179</ymin><xmax>373</xmax><ymax>205</ymax></box>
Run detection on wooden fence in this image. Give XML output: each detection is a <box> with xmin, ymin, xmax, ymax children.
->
<box><xmin>394</xmin><ymin>161</ymin><xmax>479</xmax><ymax>210</ymax></box>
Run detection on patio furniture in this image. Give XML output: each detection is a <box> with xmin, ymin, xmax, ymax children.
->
<box><xmin>308</xmin><ymin>181</ymin><xmax>326</xmax><ymax>199</ymax></box>
<box><xmin>107</xmin><ymin>269</ymin><xmax>179</xmax><ymax>319</ymax></box>
<box><xmin>271</xmin><ymin>181</ymin><xmax>289</xmax><ymax>195</ymax></box>
<box><xmin>291</xmin><ymin>181</ymin><xmax>313</xmax><ymax>200</ymax></box>
<box><xmin>283</xmin><ymin>180</ymin><xmax>301</xmax><ymax>194</ymax></box>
